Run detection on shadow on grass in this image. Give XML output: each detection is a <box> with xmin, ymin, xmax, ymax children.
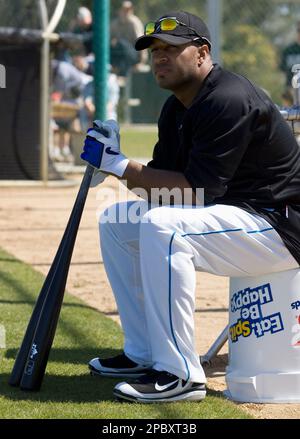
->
<box><xmin>0</xmin><ymin>372</ymin><xmax>224</xmax><ymax>404</ymax></box>
<box><xmin>0</xmin><ymin>372</ymin><xmax>118</xmax><ymax>403</ymax></box>
<box><xmin>1</xmin><ymin>347</ymin><xmax>228</xmax><ymax>404</ymax></box>
<box><xmin>1</xmin><ymin>348</ymin><xmax>122</xmax><ymax>403</ymax></box>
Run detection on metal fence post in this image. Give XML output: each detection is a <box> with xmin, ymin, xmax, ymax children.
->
<box><xmin>93</xmin><ymin>0</ymin><xmax>110</xmax><ymax>121</ymax></box>
<box><xmin>207</xmin><ymin>0</ymin><xmax>222</xmax><ymax>65</ymax></box>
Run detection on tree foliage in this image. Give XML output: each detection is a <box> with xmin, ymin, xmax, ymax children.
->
<box><xmin>0</xmin><ymin>0</ymin><xmax>290</xmax><ymax>106</ymax></box>
<box><xmin>222</xmin><ymin>24</ymin><xmax>284</xmax><ymax>102</ymax></box>
<box><xmin>223</xmin><ymin>0</ymin><xmax>274</xmax><ymax>26</ymax></box>
<box><xmin>128</xmin><ymin>0</ymin><xmax>207</xmax><ymax>23</ymax></box>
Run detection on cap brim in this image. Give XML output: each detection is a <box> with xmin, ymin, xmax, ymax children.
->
<box><xmin>135</xmin><ymin>33</ymin><xmax>195</xmax><ymax>51</ymax></box>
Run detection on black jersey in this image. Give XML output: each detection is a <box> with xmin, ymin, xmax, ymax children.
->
<box><xmin>148</xmin><ymin>64</ymin><xmax>300</xmax><ymax>265</ymax></box>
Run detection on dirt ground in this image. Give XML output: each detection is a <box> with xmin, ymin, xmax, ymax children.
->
<box><xmin>0</xmin><ymin>174</ymin><xmax>299</xmax><ymax>419</ymax></box>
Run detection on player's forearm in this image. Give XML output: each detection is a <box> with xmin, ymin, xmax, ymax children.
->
<box><xmin>122</xmin><ymin>159</ymin><xmax>199</xmax><ymax>205</ymax></box>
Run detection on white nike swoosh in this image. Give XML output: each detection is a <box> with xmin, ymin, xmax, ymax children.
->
<box><xmin>154</xmin><ymin>379</ymin><xmax>179</xmax><ymax>392</ymax></box>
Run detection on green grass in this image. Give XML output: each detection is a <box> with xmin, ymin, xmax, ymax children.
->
<box><xmin>0</xmin><ymin>248</ymin><xmax>252</xmax><ymax>419</ymax></box>
<box><xmin>120</xmin><ymin>125</ymin><xmax>158</xmax><ymax>158</ymax></box>
<box><xmin>72</xmin><ymin>126</ymin><xmax>157</xmax><ymax>161</ymax></box>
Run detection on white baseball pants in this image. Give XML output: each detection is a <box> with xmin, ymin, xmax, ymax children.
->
<box><xmin>99</xmin><ymin>202</ymin><xmax>298</xmax><ymax>383</ymax></box>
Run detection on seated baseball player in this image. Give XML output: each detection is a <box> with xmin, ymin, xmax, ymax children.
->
<box><xmin>81</xmin><ymin>11</ymin><xmax>300</xmax><ymax>403</ymax></box>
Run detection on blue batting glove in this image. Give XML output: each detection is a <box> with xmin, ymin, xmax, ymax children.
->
<box><xmin>81</xmin><ymin>121</ymin><xmax>129</xmax><ymax>177</ymax></box>
<box><xmin>81</xmin><ymin>135</ymin><xmax>104</xmax><ymax>169</ymax></box>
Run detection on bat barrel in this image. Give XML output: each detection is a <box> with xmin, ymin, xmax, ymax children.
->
<box><xmin>9</xmin><ymin>164</ymin><xmax>94</xmax><ymax>390</ymax></box>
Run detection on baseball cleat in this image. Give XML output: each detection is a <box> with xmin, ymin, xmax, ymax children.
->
<box><xmin>113</xmin><ymin>370</ymin><xmax>206</xmax><ymax>403</ymax></box>
<box><xmin>88</xmin><ymin>352</ymin><xmax>151</xmax><ymax>378</ymax></box>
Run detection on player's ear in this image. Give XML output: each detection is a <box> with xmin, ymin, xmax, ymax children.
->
<box><xmin>197</xmin><ymin>44</ymin><xmax>210</xmax><ymax>64</ymax></box>
<box><xmin>198</xmin><ymin>44</ymin><xmax>210</xmax><ymax>56</ymax></box>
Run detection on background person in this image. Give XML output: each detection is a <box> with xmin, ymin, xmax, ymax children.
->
<box><xmin>70</xmin><ymin>6</ymin><xmax>93</xmax><ymax>56</ymax></box>
<box><xmin>81</xmin><ymin>11</ymin><xmax>300</xmax><ymax>403</ymax></box>
<box><xmin>280</xmin><ymin>20</ymin><xmax>300</xmax><ymax>104</ymax></box>
<box><xmin>79</xmin><ymin>71</ymin><xmax>120</xmax><ymax>132</ymax></box>
<box><xmin>50</xmin><ymin>59</ymin><xmax>92</xmax><ymax>161</ymax></box>
<box><xmin>110</xmin><ymin>36</ymin><xmax>139</xmax><ymax>77</ymax></box>
<box><xmin>110</xmin><ymin>1</ymin><xmax>148</xmax><ymax>70</ymax></box>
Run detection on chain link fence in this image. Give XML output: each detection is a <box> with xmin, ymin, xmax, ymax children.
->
<box><xmin>0</xmin><ymin>0</ymin><xmax>300</xmax><ymax>122</ymax></box>
<box><xmin>109</xmin><ymin>0</ymin><xmax>300</xmax><ymax>121</ymax></box>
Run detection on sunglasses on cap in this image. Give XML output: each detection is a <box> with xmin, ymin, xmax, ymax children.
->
<box><xmin>144</xmin><ymin>17</ymin><xmax>210</xmax><ymax>46</ymax></box>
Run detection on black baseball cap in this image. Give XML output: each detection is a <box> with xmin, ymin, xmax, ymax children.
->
<box><xmin>135</xmin><ymin>11</ymin><xmax>211</xmax><ymax>51</ymax></box>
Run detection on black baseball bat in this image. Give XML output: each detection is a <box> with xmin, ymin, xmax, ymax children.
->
<box><xmin>9</xmin><ymin>164</ymin><xmax>95</xmax><ymax>390</ymax></box>
<box><xmin>8</xmin><ymin>170</ymin><xmax>90</xmax><ymax>388</ymax></box>
<box><xmin>8</xmin><ymin>247</ymin><xmax>64</xmax><ymax>387</ymax></box>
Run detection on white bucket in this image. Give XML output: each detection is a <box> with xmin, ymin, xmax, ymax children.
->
<box><xmin>225</xmin><ymin>268</ymin><xmax>300</xmax><ymax>403</ymax></box>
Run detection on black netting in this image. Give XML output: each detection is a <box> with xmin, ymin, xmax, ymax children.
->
<box><xmin>0</xmin><ymin>0</ymin><xmax>40</xmax><ymax>29</ymax></box>
<box><xmin>0</xmin><ymin>0</ymin><xmax>76</xmax><ymax>30</ymax></box>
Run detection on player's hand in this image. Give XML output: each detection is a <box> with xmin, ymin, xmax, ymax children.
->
<box><xmin>93</xmin><ymin>119</ymin><xmax>120</xmax><ymax>142</ymax></box>
<box><xmin>81</xmin><ymin>119</ymin><xmax>129</xmax><ymax>177</ymax></box>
